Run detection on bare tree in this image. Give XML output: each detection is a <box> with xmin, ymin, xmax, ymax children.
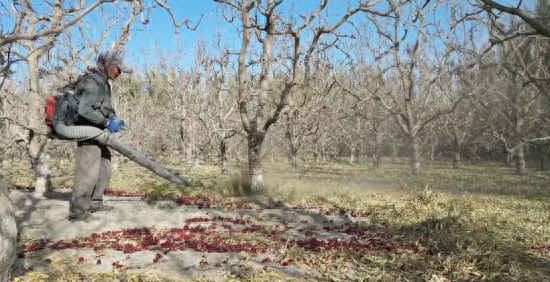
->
<box><xmin>444</xmin><ymin>101</ymin><xmax>477</xmax><ymax>169</ymax></box>
<box><xmin>282</xmin><ymin>68</ymin><xmax>335</xmax><ymax>170</ymax></box>
<box><xmin>471</xmin><ymin>5</ymin><xmax>550</xmax><ymax>174</ymax></box>
<box><xmin>362</xmin><ymin>0</ymin><xmax>467</xmax><ymax>175</ymax></box>
<box><xmin>197</xmin><ymin>33</ymin><xmax>241</xmax><ymax>174</ymax></box>
<box><xmin>215</xmin><ymin>0</ymin><xmax>400</xmax><ymax>190</ymax></box>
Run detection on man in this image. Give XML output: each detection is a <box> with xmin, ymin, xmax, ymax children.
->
<box><xmin>68</xmin><ymin>50</ymin><xmax>132</xmax><ymax>222</ymax></box>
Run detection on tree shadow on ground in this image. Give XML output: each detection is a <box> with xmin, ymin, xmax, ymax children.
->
<box><xmin>8</xmin><ymin>190</ymin><xmax>47</xmax><ymax>277</ymax></box>
<box><xmin>7</xmin><ymin>184</ymin><xmax>86</xmax><ymax>279</ymax></box>
<box><xmin>236</xmin><ymin>193</ymin><xmax>550</xmax><ymax>281</ymax></box>
<box><xmin>383</xmin><ymin>216</ymin><xmax>550</xmax><ymax>281</ymax></box>
<box><xmin>43</xmin><ymin>190</ymin><xmax>71</xmax><ymax>201</ymax></box>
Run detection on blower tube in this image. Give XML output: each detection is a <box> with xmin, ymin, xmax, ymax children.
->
<box><xmin>53</xmin><ymin>123</ymin><xmax>194</xmax><ymax>187</ymax></box>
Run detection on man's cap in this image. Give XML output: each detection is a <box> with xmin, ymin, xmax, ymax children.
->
<box><xmin>96</xmin><ymin>50</ymin><xmax>132</xmax><ymax>74</ymax></box>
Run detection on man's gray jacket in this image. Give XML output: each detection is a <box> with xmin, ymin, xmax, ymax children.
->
<box><xmin>74</xmin><ymin>69</ymin><xmax>116</xmax><ymax>128</ymax></box>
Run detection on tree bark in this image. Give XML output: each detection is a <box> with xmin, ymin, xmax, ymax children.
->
<box><xmin>515</xmin><ymin>144</ymin><xmax>526</xmax><ymax>175</ymax></box>
<box><xmin>27</xmin><ymin>53</ymin><xmax>52</xmax><ymax>196</ymax></box>
<box><xmin>410</xmin><ymin>135</ymin><xmax>421</xmax><ymax>175</ymax></box>
<box><xmin>0</xmin><ymin>176</ymin><xmax>17</xmax><ymax>282</ymax></box>
<box><xmin>0</xmin><ymin>86</ymin><xmax>17</xmax><ymax>282</ymax></box>
<box><xmin>453</xmin><ymin>150</ymin><xmax>461</xmax><ymax>169</ymax></box>
<box><xmin>248</xmin><ymin>131</ymin><xmax>265</xmax><ymax>192</ymax></box>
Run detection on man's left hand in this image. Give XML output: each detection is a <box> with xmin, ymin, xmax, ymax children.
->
<box><xmin>119</xmin><ymin>119</ymin><xmax>127</xmax><ymax>131</ymax></box>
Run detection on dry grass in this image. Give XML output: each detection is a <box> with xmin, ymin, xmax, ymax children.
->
<box><xmin>6</xmin><ymin>158</ymin><xmax>550</xmax><ymax>281</ymax></box>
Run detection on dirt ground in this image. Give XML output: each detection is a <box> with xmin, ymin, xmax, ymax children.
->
<box><xmin>8</xmin><ymin>187</ymin><xmax>376</xmax><ymax>282</ymax></box>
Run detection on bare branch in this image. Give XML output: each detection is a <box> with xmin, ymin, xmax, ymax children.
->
<box><xmin>479</xmin><ymin>0</ymin><xmax>550</xmax><ymax>38</ymax></box>
<box><xmin>0</xmin><ymin>0</ymin><xmax>115</xmax><ymax>48</ymax></box>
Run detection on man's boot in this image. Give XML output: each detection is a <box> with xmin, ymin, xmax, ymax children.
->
<box><xmin>68</xmin><ymin>211</ymin><xmax>101</xmax><ymax>222</ymax></box>
<box><xmin>89</xmin><ymin>200</ymin><xmax>114</xmax><ymax>213</ymax></box>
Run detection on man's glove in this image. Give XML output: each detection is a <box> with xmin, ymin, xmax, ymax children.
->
<box><xmin>105</xmin><ymin>117</ymin><xmax>127</xmax><ymax>132</ymax></box>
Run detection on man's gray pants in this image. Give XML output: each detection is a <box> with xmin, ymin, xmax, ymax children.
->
<box><xmin>69</xmin><ymin>140</ymin><xmax>112</xmax><ymax>217</ymax></box>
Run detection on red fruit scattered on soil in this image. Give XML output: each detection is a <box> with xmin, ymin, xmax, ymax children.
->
<box><xmin>112</xmin><ymin>261</ymin><xmax>124</xmax><ymax>269</ymax></box>
<box><xmin>281</xmin><ymin>259</ymin><xmax>294</xmax><ymax>266</ymax></box>
<box><xmin>78</xmin><ymin>257</ymin><xmax>85</xmax><ymax>263</ymax></box>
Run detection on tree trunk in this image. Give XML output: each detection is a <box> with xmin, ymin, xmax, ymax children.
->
<box><xmin>453</xmin><ymin>150</ymin><xmax>461</xmax><ymax>169</ymax></box>
<box><xmin>313</xmin><ymin>142</ymin><xmax>320</xmax><ymax>163</ymax></box>
<box><xmin>506</xmin><ymin>153</ymin><xmax>512</xmax><ymax>165</ymax></box>
<box><xmin>350</xmin><ymin>145</ymin><xmax>356</xmax><ymax>164</ymax></box>
<box><xmin>186</xmin><ymin>122</ymin><xmax>194</xmax><ymax>167</ymax></box>
<box><xmin>539</xmin><ymin>147</ymin><xmax>548</xmax><ymax>171</ymax></box>
<box><xmin>0</xmin><ymin>87</ymin><xmax>17</xmax><ymax>282</ymax></box>
<box><xmin>0</xmin><ymin>176</ymin><xmax>18</xmax><ymax>282</ymax></box>
<box><xmin>248</xmin><ymin>131</ymin><xmax>265</xmax><ymax>192</ymax></box>
<box><xmin>220</xmin><ymin>139</ymin><xmax>228</xmax><ymax>175</ymax></box>
<box><xmin>410</xmin><ymin>136</ymin><xmax>420</xmax><ymax>175</ymax></box>
<box><xmin>514</xmin><ymin>113</ymin><xmax>525</xmax><ymax>175</ymax></box>
<box><xmin>285</xmin><ymin>127</ymin><xmax>299</xmax><ymax>170</ymax></box>
<box><xmin>515</xmin><ymin>145</ymin><xmax>526</xmax><ymax>175</ymax></box>
<box><xmin>452</xmin><ymin>123</ymin><xmax>461</xmax><ymax>169</ymax></box>
<box><xmin>28</xmin><ymin>53</ymin><xmax>52</xmax><ymax>196</ymax></box>
<box><xmin>373</xmin><ymin>131</ymin><xmax>380</xmax><ymax>170</ymax></box>
<box><xmin>391</xmin><ymin>136</ymin><xmax>397</xmax><ymax>162</ymax></box>
<box><xmin>289</xmin><ymin>152</ymin><xmax>298</xmax><ymax>170</ymax></box>
<box><xmin>373</xmin><ymin>156</ymin><xmax>380</xmax><ymax>171</ymax></box>
<box><xmin>181</xmin><ymin>118</ymin><xmax>195</xmax><ymax>172</ymax></box>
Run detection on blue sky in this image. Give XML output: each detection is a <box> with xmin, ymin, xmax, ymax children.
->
<box><xmin>108</xmin><ymin>0</ymin><xmax>462</xmax><ymax>74</ymax></box>
<box><xmin>1</xmin><ymin>0</ymin><xmax>531</xmax><ymax>81</ymax></box>
<box><xmin>1</xmin><ymin>0</ymin><xmax>372</xmax><ymax>77</ymax></box>
<box><xmin>122</xmin><ymin>0</ymin><xmax>374</xmax><ymax>72</ymax></box>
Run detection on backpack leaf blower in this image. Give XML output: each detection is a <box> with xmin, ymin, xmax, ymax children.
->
<box><xmin>44</xmin><ymin>77</ymin><xmax>194</xmax><ymax>187</ymax></box>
